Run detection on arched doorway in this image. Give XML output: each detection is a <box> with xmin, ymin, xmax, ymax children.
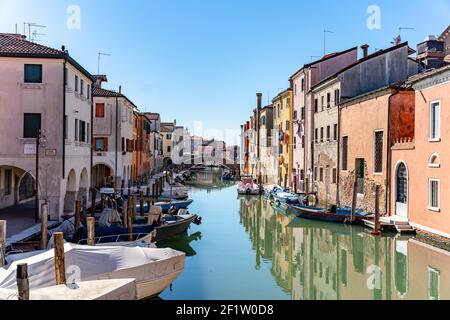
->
<box><xmin>395</xmin><ymin>162</ymin><xmax>408</xmax><ymax>218</ymax></box>
<box><xmin>92</xmin><ymin>164</ymin><xmax>114</xmax><ymax>188</ymax></box>
<box><xmin>0</xmin><ymin>166</ymin><xmax>36</xmax><ymax>209</ymax></box>
<box><xmin>78</xmin><ymin>168</ymin><xmax>89</xmax><ymax>201</ymax></box>
<box><xmin>64</xmin><ymin>169</ymin><xmax>78</xmax><ymax>213</ymax></box>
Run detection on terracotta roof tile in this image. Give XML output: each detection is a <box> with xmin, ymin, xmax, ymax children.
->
<box><xmin>0</xmin><ymin>33</ymin><xmax>63</xmax><ymax>56</ymax></box>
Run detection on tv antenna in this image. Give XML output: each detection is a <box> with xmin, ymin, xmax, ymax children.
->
<box><xmin>323</xmin><ymin>29</ymin><xmax>334</xmax><ymax>55</ymax></box>
<box><xmin>97</xmin><ymin>52</ymin><xmax>111</xmax><ymax>74</ymax></box>
<box><xmin>23</xmin><ymin>22</ymin><xmax>46</xmax><ymax>42</ymax></box>
<box><xmin>392</xmin><ymin>27</ymin><xmax>415</xmax><ymax>45</ymax></box>
<box><xmin>31</xmin><ymin>30</ymin><xmax>47</xmax><ymax>43</ymax></box>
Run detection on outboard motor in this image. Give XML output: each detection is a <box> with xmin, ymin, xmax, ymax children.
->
<box><xmin>194</xmin><ymin>216</ymin><xmax>203</xmax><ymax>226</ymax></box>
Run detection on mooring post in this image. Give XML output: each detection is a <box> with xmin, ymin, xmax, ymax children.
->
<box><xmin>127</xmin><ymin>199</ymin><xmax>133</xmax><ymax>242</ymax></box>
<box><xmin>305</xmin><ymin>177</ymin><xmax>310</xmax><ymax>206</ymax></box>
<box><xmin>146</xmin><ymin>186</ymin><xmax>151</xmax><ymax>208</ymax></box>
<box><xmin>82</xmin><ymin>196</ymin><xmax>87</xmax><ymax>221</ymax></box>
<box><xmin>122</xmin><ymin>199</ymin><xmax>128</xmax><ymax>228</ymax></box>
<box><xmin>351</xmin><ymin>180</ymin><xmax>358</xmax><ymax>223</ymax></box>
<box><xmin>74</xmin><ymin>200</ymin><xmax>81</xmax><ymax>231</ymax></box>
<box><xmin>0</xmin><ymin>220</ymin><xmax>6</xmax><ymax>268</ymax></box>
<box><xmin>151</xmin><ymin>184</ymin><xmax>155</xmax><ymax>205</ymax></box>
<box><xmin>40</xmin><ymin>203</ymin><xmax>48</xmax><ymax>250</ymax></box>
<box><xmin>17</xmin><ymin>264</ymin><xmax>30</xmax><ymax>300</ymax></box>
<box><xmin>140</xmin><ymin>191</ymin><xmax>145</xmax><ymax>217</ymax></box>
<box><xmin>372</xmin><ymin>185</ymin><xmax>381</xmax><ymax>235</ymax></box>
<box><xmin>87</xmin><ymin>217</ymin><xmax>95</xmax><ymax>246</ymax></box>
<box><xmin>54</xmin><ymin>232</ymin><xmax>66</xmax><ymax>285</ymax></box>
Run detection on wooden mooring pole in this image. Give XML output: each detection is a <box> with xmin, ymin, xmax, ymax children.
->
<box><xmin>351</xmin><ymin>180</ymin><xmax>358</xmax><ymax>224</ymax></box>
<box><xmin>17</xmin><ymin>264</ymin><xmax>29</xmax><ymax>300</ymax></box>
<box><xmin>127</xmin><ymin>197</ymin><xmax>134</xmax><ymax>242</ymax></box>
<box><xmin>54</xmin><ymin>232</ymin><xmax>66</xmax><ymax>285</ymax></box>
<box><xmin>0</xmin><ymin>220</ymin><xmax>6</xmax><ymax>268</ymax></box>
<box><xmin>146</xmin><ymin>186</ymin><xmax>151</xmax><ymax>209</ymax></box>
<box><xmin>372</xmin><ymin>185</ymin><xmax>382</xmax><ymax>235</ymax></box>
<box><xmin>305</xmin><ymin>177</ymin><xmax>310</xmax><ymax>206</ymax></box>
<box><xmin>151</xmin><ymin>184</ymin><xmax>155</xmax><ymax>205</ymax></box>
<box><xmin>122</xmin><ymin>199</ymin><xmax>128</xmax><ymax>228</ymax></box>
<box><xmin>40</xmin><ymin>202</ymin><xmax>49</xmax><ymax>250</ymax></box>
<box><xmin>87</xmin><ymin>217</ymin><xmax>95</xmax><ymax>246</ymax></box>
<box><xmin>140</xmin><ymin>191</ymin><xmax>145</xmax><ymax>217</ymax></box>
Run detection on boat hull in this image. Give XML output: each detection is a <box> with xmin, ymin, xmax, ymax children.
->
<box><xmin>287</xmin><ymin>205</ymin><xmax>366</xmax><ymax>224</ymax></box>
<box><xmin>154</xmin><ymin>215</ymin><xmax>197</xmax><ymax>243</ymax></box>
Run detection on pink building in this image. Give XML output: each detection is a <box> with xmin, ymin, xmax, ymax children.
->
<box><xmin>391</xmin><ymin>66</ymin><xmax>450</xmax><ymax>238</ymax></box>
<box><xmin>289</xmin><ymin>47</ymin><xmax>357</xmax><ymax>191</ymax></box>
<box><xmin>0</xmin><ymin>34</ymin><xmax>94</xmax><ymax>219</ymax></box>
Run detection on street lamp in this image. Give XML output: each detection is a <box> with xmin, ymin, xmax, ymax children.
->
<box><xmin>35</xmin><ymin>129</ymin><xmax>47</xmax><ymax>222</ymax></box>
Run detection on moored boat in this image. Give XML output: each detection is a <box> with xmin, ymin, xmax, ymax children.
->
<box><xmin>0</xmin><ymin>244</ymin><xmax>185</xmax><ymax>300</ymax></box>
<box><xmin>287</xmin><ymin>204</ymin><xmax>372</xmax><ymax>225</ymax></box>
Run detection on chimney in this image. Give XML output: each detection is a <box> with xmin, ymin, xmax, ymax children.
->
<box><xmin>93</xmin><ymin>75</ymin><xmax>108</xmax><ymax>88</ymax></box>
<box><xmin>256</xmin><ymin>93</ymin><xmax>262</xmax><ymax>110</ymax></box>
<box><xmin>119</xmin><ymin>85</ymin><xmax>122</xmax><ymax>94</ymax></box>
<box><xmin>361</xmin><ymin>44</ymin><xmax>369</xmax><ymax>58</ymax></box>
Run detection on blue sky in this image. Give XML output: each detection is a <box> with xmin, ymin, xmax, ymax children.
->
<box><xmin>1</xmin><ymin>0</ymin><xmax>449</xmax><ymax>145</ymax></box>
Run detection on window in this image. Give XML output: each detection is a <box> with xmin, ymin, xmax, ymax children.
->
<box><xmin>428</xmin><ymin>267</ymin><xmax>440</xmax><ymax>300</ymax></box>
<box><xmin>319</xmin><ymin>168</ymin><xmax>324</xmax><ymax>182</ymax></box>
<box><xmin>301</xmin><ymin>107</ymin><xmax>305</xmax><ymax>120</ymax></box>
<box><xmin>300</xmin><ymin>170</ymin><xmax>304</xmax><ymax>181</ymax></box>
<box><xmin>429</xmin><ymin>179</ymin><xmax>440</xmax><ymax>211</ymax></box>
<box><xmin>75</xmin><ymin>75</ymin><xmax>79</xmax><ymax>92</ymax></box>
<box><xmin>75</xmin><ymin>119</ymin><xmax>79</xmax><ymax>141</ymax></box>
<box><xmin>327</xmin><ymin>126</ymin><xmax>331</xmax><ymax>141</ymax></box>
<box><xmin>166</xmin><ymin>134</ymin><xmax>172</xmax><ymax>140</ymax></box>
<box><xmin>286</xmin><ymin>121</ymin><xmax>290</xmax><ymax>131</ymax></box>
<box><xmin>314</xmin><ymin>99</ymin><xmax>318</xmax><ymax>113</ymax></box>
<box><xmin>87</xmin><ymin>84</ymin><xmax>91</xmax><ymax>99</ymax></box>
<box><xmin>293</xmin><ymin>136</ymin><xmax>297</xmax><ymax>150</ymax></box>
<box><xmin>301</xmin><ymin>78</ymin><xmax>305</xmax><ymax>91</ymax></box>
<box><xmin>24</xmin><ymin>64</ymin><xmax>42</xmax><ymax>83</ymax></box>
<box><xmin>94</xmin><ymin>138</ymin><xmax>107</xmax><ymax>152</ymax></box>
<box><xmin>332</xmin><ymin>168</ymin><xmax>337</xmax><ymax>184</ymax></box>
<box><xmin>167</xmin><ymin>146</ymin><xmax>172</xmax><ymax>153</ymax></box>
<box><xmin>87</xmin><ymin>123</ymin><xmax>90</xmax><ymax>143</ymax></box>
<box><xmin>80</xmin><ymin>79</ymin><xmax>84</xmax><ymax>96</ymax></box>
<box><xmin>320</xmin><ymin>127</ymin><xmax>324</xmax><ymax>142</ymax></box>
<box><xmin>23</xmin><ymin>113</ymin><xmax>41</xmax><ymax>138</ymax></box>
<box><xmin>430</xmin><ymin>101</ymin><xmax>440</xmax><ymax>141</ymax></box>
<box><xmin>374</xmin><ymin>131</ymin><xmax>384</xmax><ymax>173</ymax></box>
<box><xmin>4</xmin><ymin>169</ymin><xmax>12</xmax><ymax>196</ymax></box>
<box><xmin>334</xmin><ymin>124</ymin><xmax>338</xmax><ymax>141</ymax></box>
<box><xmin>321</xmin><ymin>96</ymin><xmax>325</xmax><ymax>111</ymax></box>
<box><xmin>95</xmin><ymin>103</ymin><xmax>105</xmax><ymax>118</ymax></box>
<box><xmin>335</xmin><ymin>89</ymin><xmax>340</xmax><ymax>106</ymax></box>
<box><xmin>327</xmin><ymin>92</ymin><xmax>331</xmax><ymax>108</ymax></box>
<box><xmin>314</xmin><ymin>167</ymin><xmax>318</xmax><ymax>181</ymax></box>
<box><xmin>355</xmin><ymin>159</ymin><xmax>365</xmax><ymax>194</ymax></box>
<box><xmin>302</xmin><ymin>136</ymin><xmax>305</xmax><ymax>149</ymax></box>
<box><xmin>79</xmin><ymin>120</ymin><xmax>86</xmax><ymax>142</ymax></box>
<box><xmin>294</xmin><ymin>84</ymin><xmax>297</xmax><ymax>96</ymax></box>
<box><xmin>342</xmin><ymin>136</ymin><xmax>348</xmax><ymax>171</ymax></box>
<box><xmin>315</xmin><ymin>129</ymin><xmax>319</xmax><ymax>143</ymax></box>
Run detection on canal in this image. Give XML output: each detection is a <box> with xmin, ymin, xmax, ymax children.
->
<box><xmin>159</xmin><ymin>172</ymin><xmax>450</xmax><ymax>300</ymax></box>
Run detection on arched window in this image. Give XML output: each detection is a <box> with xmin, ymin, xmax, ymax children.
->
<box><xmin>428</xmin><ymin>153</ymin><xmax>441</xmax><ymax>168</ymax></box>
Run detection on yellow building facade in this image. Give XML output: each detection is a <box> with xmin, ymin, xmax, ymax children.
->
<box><xmin>273</xmin><ymin>89</ymin><xmax>293</xmax><ymax>188</ymax></box>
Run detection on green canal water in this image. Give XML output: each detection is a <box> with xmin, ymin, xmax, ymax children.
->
<box><xmin>159</xmin><ymin>172</ymin><xmax>450</xmax><ymax>300</ymax></box>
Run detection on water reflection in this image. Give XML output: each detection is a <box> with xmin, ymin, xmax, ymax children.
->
<box><xmin>187</xmin><ymin>170</ymin><xmax>235</xmax><ymax>192</ymax></box>
<box><xmin>240</xmin><ymin>197</ymin><xmax>450</xmax><ymax>300</ymax></box>
<box><xmin>158</xmin><ymin>232</ymin><xmax>202</xmax><ymax>257</ymax></box>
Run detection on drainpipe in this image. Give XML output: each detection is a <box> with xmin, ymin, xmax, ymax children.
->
<box><xmin>90</xmin><ymin>80</ymin><xmax>94</xmax><ymax>189</ymax></box>
<box><xmin>303</xmin><ymin>72</ymin><xmax>308</xmax><ymax>192</ymax></box>
<box><xmin>387</xmin><ymin>87</ymin><xmax>400</xmax><ymax>216</ymax></box>
<box><xmin>115</xmin><ymin>96</ymin><xmax>119</xmax><ymax>190</ymax></box>
<box><xmin>336</xmin><ymin>100</ymin><xmax>341</xmax><ymax>206</ymax></box>
<box><xmin>62</xmin><ymin>59</ymin><xmax>67</xmax><ymax>180</ymax></box>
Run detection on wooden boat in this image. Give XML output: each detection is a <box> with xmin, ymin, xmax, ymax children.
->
<box><xmin>0</xmin><ymin>279</ymin><xmax>137</xmax><ymax>300</ymax></box>
<box><xmin>287</xmin><ymin>204</ymin><xmax>371</xmax><ymax>225</ymax></box>
<box><xmin>1</xmin><ymin>244</ymin><xmax>185</xmax><ymax>300</ymax></box>
<box><xmin>136</xmin><ymin>199</ymin><xmax>194</xmax><ymax>213</ymax></box>
<box><xmin>153</xmin><ymin>215</ymin><xmax>200</xmax><ymax>243</ymax></box>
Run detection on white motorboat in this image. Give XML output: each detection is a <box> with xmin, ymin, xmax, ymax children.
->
<box><xmin>0</xmin><ymin>279</ymin><xmax>137</xmax><ymax>300</ymax></box>
<box><xmin>0</xmin><ymin>244</ymin><xmax>185</xmax><ymax>300</ymax></box>
<box><xmin>237</xmin><ymin>177</ymin><xmax>260</xmax><ymax>196</ymax></box>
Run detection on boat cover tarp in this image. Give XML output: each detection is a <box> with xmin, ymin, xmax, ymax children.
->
<box><xmin>0</xmin><ymin>244</ymin><xmax>181</xmax><ymax>290</ymax></box>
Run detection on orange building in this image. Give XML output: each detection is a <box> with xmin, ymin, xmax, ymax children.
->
<box><xmin>134</xmin><ymin>113</ymin><xmax>153</xmax><ymax>181</ymax></box>
<box><xmin>391</xmin><ymin>66</ymin><xmax>450</xmax><ymax>238</ymax></box>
